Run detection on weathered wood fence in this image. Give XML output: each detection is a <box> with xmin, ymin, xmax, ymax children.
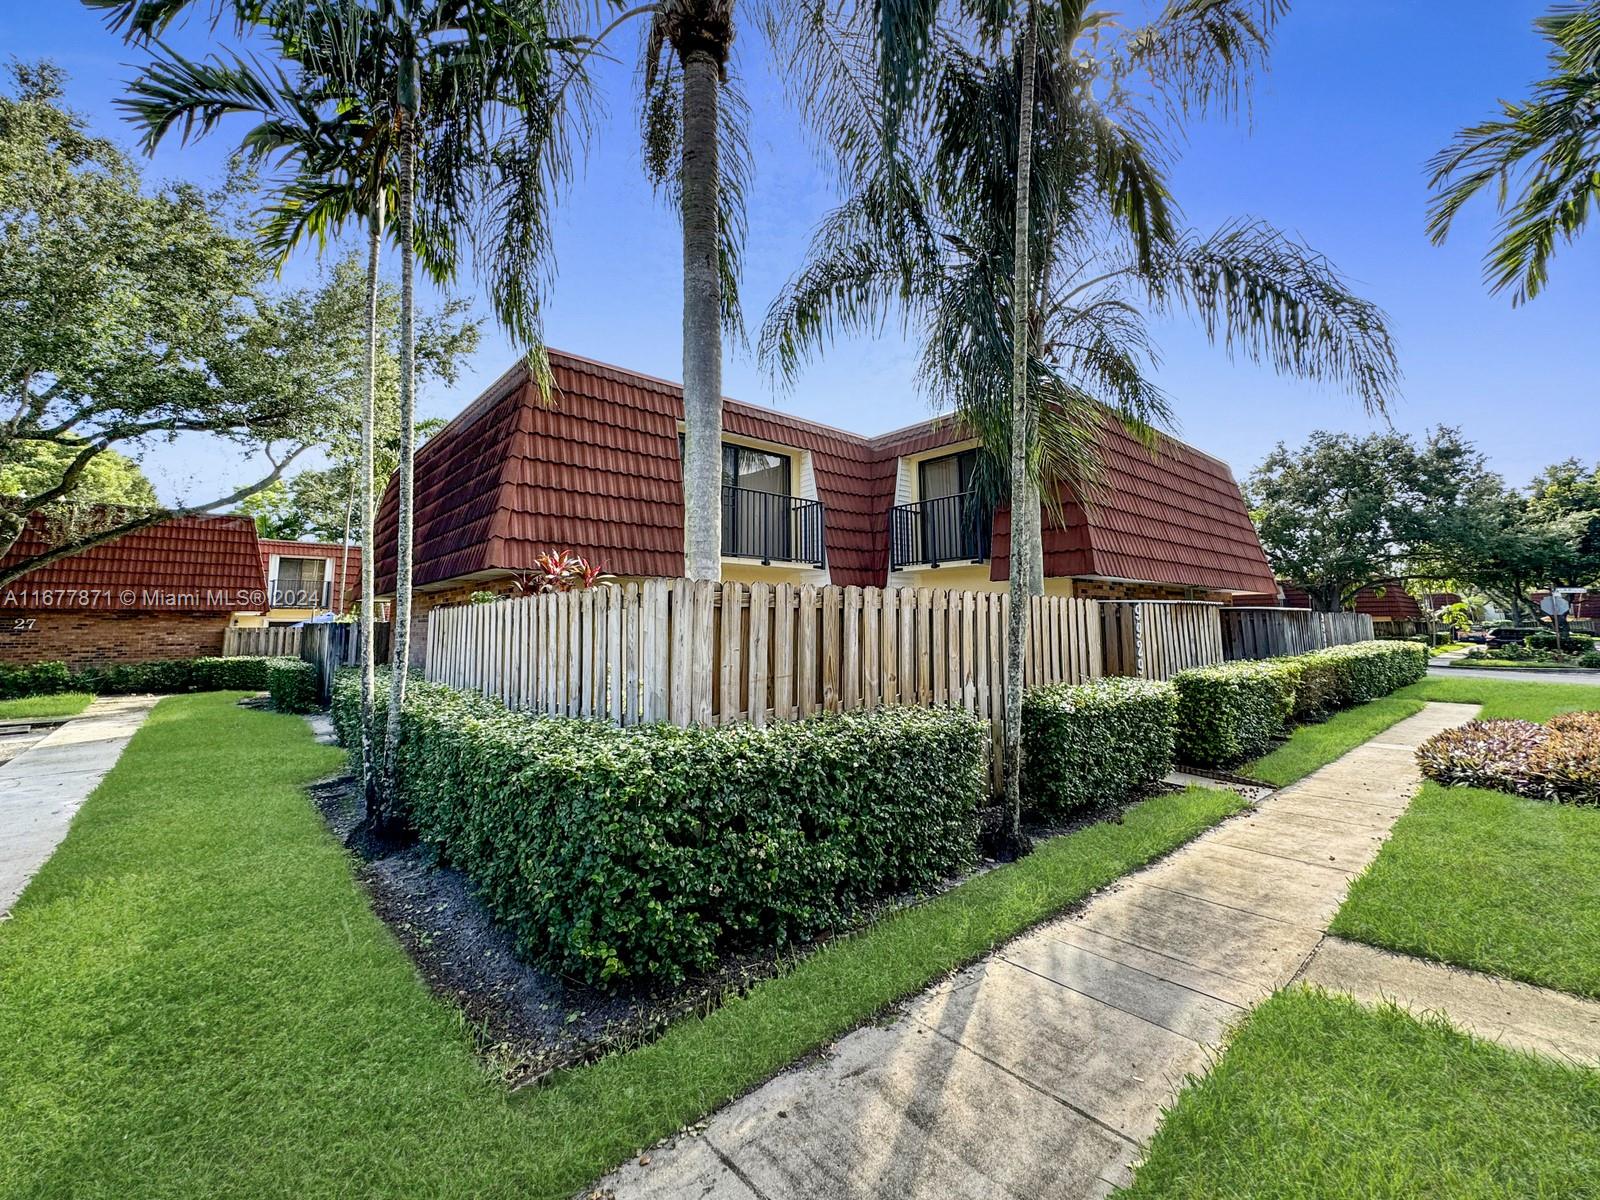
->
<box><xmin>1221</xmin><ymin>608</ymin><xmax>1374</xmax><ymax>660</ymax></box>
<box><xmin>222</xmin><ymin>625</ymin><xmax>301</xmax><ymax>657</ymax></box>
<box><xmin>425</xmin><ymin>581</ymin><xmax>1114</xmax><ymax>734</ymax></box>
<box><xmin>1100</xmin><ymin>601</ymin><xmax>1226</xmax><ymax>681</ymax></box>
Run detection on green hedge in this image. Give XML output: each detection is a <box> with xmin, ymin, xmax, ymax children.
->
<box><xmin>1175</xmin><ymin>641</ymin><xmax>1430</xmax><ymax>767</ymax></box>
<box><xmin>1173</xmin><ymin>660</ymin><xmax>1301</xmax><ymax>766</ymax></box>
<box><xmin>1022</xmin><ymin>677</ymin><xmax>1176</xmax><ymax>813</ymax></box>
<box><xmin>0</xmin><ymin>661</ymin><xmax>74</xmax><ymax>700</ymax></box>
<box><xmin>336</xmin><ymin>672</ymin><xmax>988</xmax><ymax>987</ymax></box>
<box><xmin>1279</xmin><ymin>640</ymin><xmax>1430</xmax><ymax>718</ymax></box>
<box><xmin>268</xmin><ymin>660</ymin><xmax>318</xmax><ymax>713</ymax></box>
<box><xmin>0</xmin><ymin>656</ymin><xmax>299</xmax><ymax>697</ymax></box>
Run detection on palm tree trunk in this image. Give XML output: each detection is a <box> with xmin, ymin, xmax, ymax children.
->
<box><xmin>680</xmin><ymin>44</ymin><xmax>724</xmax><ymax>582</ymax></box>
<box><xmin>1003</xmin><ymin>0</ymin><xmax>1039</xmax><ymax>854</ymax></box>
<box><xmin>360</xmin><ymin>210</ymin><xmax>382</xmax><ymax>816</ymax></box>
<box><xmin>382</xmin><ymin>111</ymin><xmax>416</xmax><ymax>827</ymax></box>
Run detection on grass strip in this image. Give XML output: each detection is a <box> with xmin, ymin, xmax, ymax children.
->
<box><xmin>1331</xmin><ymin>781</ymin><xmax>1600</xmax><ymax>999</ymax></box>
<box><xmin>1396</xmin><ymin>675</ymin><xmax>1600</xmax><ymax>721</ymax></box>
<box><xmin>1244</xmin><ymin>697</ymin><xmax>1425</xmax><ymax>787</ymax></box>
<box><xmin>1117</xmin><ymin>987</ymin><xmax>1600</xmax><ymax>1199</ymax></box>
<box><xmin>0</xmin><ymin>693</ymin><xmax>94</xmax><ymax>720</ymax></box>
<box><xmin>0</xmin><ymin>692</ymin><xmax>1246</xmax><ymax>1199</ymax></box>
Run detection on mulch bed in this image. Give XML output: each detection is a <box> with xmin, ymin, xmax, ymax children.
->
<box><xmin>308</xmin><ymin>772</ymin><xmax>1172</xmax><ymax>1086</ymax></box>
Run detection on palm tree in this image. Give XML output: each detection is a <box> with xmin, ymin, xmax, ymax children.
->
<box><xmin>1426</xmin><ymin>0</ymin><xmax>1600</xmax><ymax>303</ymax></box>
<box><xmin>96</xmin><ymin>0</ymin><xmax>573</xmax><ymax>832</ymax></box>
<box><xmin>763</xmin><ymin>5</ymin><xmax>1399</xmax><ymax>849</ymax></box>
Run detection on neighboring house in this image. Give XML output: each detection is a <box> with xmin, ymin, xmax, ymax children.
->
<box><xmin>0</xmin><ymin>513</ymin><xmax>267</xmax><ymax>668</ymax></box>
<box><xmin>1234</xmin><ymin>578</ymin><xmax>1426</xmax><ymax>630</ymax></box>
<box><xmin>373</xmin><ymin>350</ymin><xmax>1276</xmax><ymax>661</ymax></box>
<box><xmin>233</xmin><ymin>539</ymin><xmax>361</xmax><ymax>628</ymax></box>
<box><xmin>1530</xmin><ymin>588</ymin><xmax>1600</xmax><ymax>622</ymax></box>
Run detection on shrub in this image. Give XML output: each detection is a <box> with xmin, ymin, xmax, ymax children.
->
<box><xmin>72</xmin><ymin>656</ymin><xmax>292</xmax><ymax>695</ymax></box>
<box><xmin>1417</xmin><ymin>712</ymin><xmax>1600</xmax><ymax>805</ymax></box>
<box><xmin>268</xmin><ymin>660</ymin><xmax>318</xmax><ymax>713</ymax></box>
<box><xmin>0</xmin><ymin>660</ymin><xmax>73</xmax><ymax>700</ymax></box>
<box><xmin>1581</xmin><ymin>650</ymin><xmax>1600</xmax><ymax>669</ymax></box>
<box><xmin>1172</xmin><ymin>659</ymin><xmax>1301</xmax><ymax>766</ymax></box>
<box><xmin>1022</xmin><ymin>677</ymin><xmax>1175</xmax><ymax>813</ymax></box>
<box><xmin>1527</xmin><ymin>631</ymin><xmax>1596</xmax><ymax>652</ymax></box>
<box><xmin>337</xmin><ymin>674</ymin><xmax>988</xmax><ymax>987</ymax></box>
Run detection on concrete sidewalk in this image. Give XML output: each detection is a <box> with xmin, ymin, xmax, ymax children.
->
<box><xmin>0</xmin><ymin>695</ymin><xmax>158</xmax><ymax>917</ymax></box>
<box><xmin>598</xmin><ymin>702</ymin><xmax>1478</xmax><ymax>1200</ymax></box>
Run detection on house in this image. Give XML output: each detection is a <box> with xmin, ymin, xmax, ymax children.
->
<box><xmin>0</xmin><ymin>513</ymin><xmax>267</xmax><ymax>668</ymax></box>
<box><xmin>1234</xmin><ymin>578</ymin><xmax>1427</xmax><ymax>632</ymax></box>
<box><xmin>373</xmin><ymin>350</ymin><xmax>1276</xmax><ymax>660</ymax></box>
<box><xmin>232</xmin><ymin>538</ymin><xmax>361</xmax><ymax>629</ymax></box>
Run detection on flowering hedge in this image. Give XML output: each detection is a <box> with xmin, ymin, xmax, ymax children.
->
<box><xmin>1022</xmin><ymin>677</ymin><xmax>1176</xmax><ymax>813</ymax></box>
<box><xmin>1416</xmin><ymin>711</ymin><xmax>1600</xmax><ymax>805</ymax></box>
<box><xmin>336</xmin><ymin>672</ymin><xmax>987</xmax><ymax>987</ymax></box>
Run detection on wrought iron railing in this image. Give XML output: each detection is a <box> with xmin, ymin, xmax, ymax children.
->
<box><xmin>269</xmin><ymin>578</ymin><xmax>333</xmax><ymax>610</ymax></box>
<box><xmin>721</xmin><ymin>486</ymin><xmax>827</xmax><ymax>566</ymax></box>
<box><xmin>889</xmin><ymin>491</ymin><xmax>991</xmax><ymax>569</ymax></box>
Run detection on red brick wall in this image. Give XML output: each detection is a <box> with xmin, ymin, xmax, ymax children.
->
<box><xmin>0</xmin><ymin>611</ymin><xmax>231</xmax><ymax>669</ymax></box>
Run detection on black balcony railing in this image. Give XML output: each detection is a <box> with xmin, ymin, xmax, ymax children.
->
<box><xmin>269</xmin><ymin>578</ymin><xmax>333</xmax><ymax>610</ymax></box>
<box><xmin>889</xmin><ymin>491</ymin><xmax>992</xmax><ymax>569</ymax></box>
<box><xmin>722</xmin><ymin>486</ymin><xmax>827</xmax><ymax>567</ymax></box>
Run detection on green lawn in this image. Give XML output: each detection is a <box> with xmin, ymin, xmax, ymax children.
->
<box><xmin>0</xmin><ymin>692</ymin><xmax>1246</xmax><ymax>1199</ymax></box>
<box><xmin>1331</xmin><ymin>782</ymin><xmax>1600</xmax><ymax>998</ymax></box>
<box><xmin>0</xmin><ymin>693</ymin><xmax>94</xmax><ymax>720</ymax></box>
<box><xmin>1117</xmin><ymin>988</ymin><xmax>1600</xmax><ymax>1199</ymax></box>
<box><xmin>1244</xmin><ymin>697</ymin><xmax>1425</xmax><ymax>786</ymax></box>
<box><xmin>1397</xmin><ymin>675</ymin><xmax>1600</xmax><ymax>720</ymax></box>
<box><xmin>1325</xmin><ymin>675</ymin><xmax>1600</xmax><ymax>998</ymax></box>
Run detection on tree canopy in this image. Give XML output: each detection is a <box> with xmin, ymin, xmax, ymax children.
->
<box><xmin>1249</xmin><ymin>430</ymin><xmax>1600</xmax><ymax>612</ymax></box>
<box><xmin>0</xmin><ymin>441</ymin><xmax>156</xmax><ymax>508</ymax></box>
<box><xmin>0</xmin><ymin>61</ymin><xmax>358</xmax><ymax>584</ymax></box>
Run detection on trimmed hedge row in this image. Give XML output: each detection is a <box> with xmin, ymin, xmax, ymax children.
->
<box><xmin>337</xmin><ymin>672</ymin><xmax>988</xmax><ymax>987</ymax></box>
<box><xmin>1175</xmin><ymin>641</ymin><xmax>1429</xmax><ymax>766</ymax></box>
<box><xmin>1022</xmin><ymin>677</ymin><xmax>1176</xmax><ymax>813</ymax></box>
<box><xmin>267</xmin><ymin>660</ymin><xmax>318</xmax><ymax>713</ymax></box>
<box><xmin>0</xmin><ymin>656</ymin><xmax>302</xmax><ymax>699</ymax></box>
<box><xmin>1173</xmin><ymin>660</ymin><xmax>1301</xmax><ymax>765</ymax></box>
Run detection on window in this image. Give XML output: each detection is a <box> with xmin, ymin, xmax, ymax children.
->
<box><xmin>918</xmin><ymin>448</ymin><xmax>978</xmax><ymax>502</ymax></box>
<box><xmin>273</xmin><ymin>556</ymin><xmax>324</xmax><ymax>607</ymax></box>
<box><xmin>722</xmin><ymin>443</ymin><xmax>791</xmax><ymax>495</ymax></box>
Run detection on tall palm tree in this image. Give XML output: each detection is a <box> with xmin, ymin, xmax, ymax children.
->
<box><xmin>96</xmin><ymin>0</ymin><xmax>574</xmax><ymax>832</ymax></box>
<box><xmin>763</xmin><ymin>5</ymin><xmax>1398</xmax><ymax>849</ymax></box>
<box><xmin>1427</xmin><ymin>0</ymin><xmax>1600</xmax><ymax>303</ymax></box>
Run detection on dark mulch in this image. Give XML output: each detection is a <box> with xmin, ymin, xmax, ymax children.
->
<box><xmin>308</xmin><ymin>773</ymin><xmax>1174</xmax><ymax>1086</ymax></box>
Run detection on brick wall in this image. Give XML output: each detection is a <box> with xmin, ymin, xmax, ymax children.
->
<box><xmin>0</xmin><ymin>611</ymin><xmax>231</xmax><ymax>669</ymax></box>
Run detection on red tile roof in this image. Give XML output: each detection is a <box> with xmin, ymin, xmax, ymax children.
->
<box><xmin>258</xmin><ymin>538</ymin><xmax>361</xmax><ymax>612</ymax></box>
<box><xmin>0</xmin><ymin>512</ymin><xmax>266</xmax><ymax>612</ymax></box>
<box><xmin>1351</xmin><ymin>580</ymin><xmax>1424</xmax><ymax>620</ymax></box>
<box><xmin>375</xmin><ymin>350</ymin><xmax>1274</xmax><ymax>595</ymax></box>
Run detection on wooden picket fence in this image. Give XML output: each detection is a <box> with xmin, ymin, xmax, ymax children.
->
<box><xmin>221</xmin><ymin>625</ymin><xmax>301</xmax><ymax>657</ymax></box>
<box><xmin>424</xmin><ymin>580</ymin><xmax>1109</xmax><ymax>734</ymax></box>
<box><xmin>1100</xmin><ymin>600</ymin><xmax>1227</xmax><ymax>681</ymax></box>
<box><xmin>1221</xmin><ymin>607</ymin><xmax>1375</xmax><ymax>660</ymax></box>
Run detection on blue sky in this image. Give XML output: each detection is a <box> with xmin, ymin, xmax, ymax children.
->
<box><xmin>6</xmin><ymin>1</ymin><xmax>1596</xmax><ymax>507</ymax></box>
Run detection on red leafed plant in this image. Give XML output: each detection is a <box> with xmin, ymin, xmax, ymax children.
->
<box><xmin>517</xmin><ymin>549</ymin><xmax>609</xmax><ymax>594</ymax></box>
<box><xmin>1416</xmin><ymin>711</ymin><xmax>1600</xmax><ymax>805</ymax></box>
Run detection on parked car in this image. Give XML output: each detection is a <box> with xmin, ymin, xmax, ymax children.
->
<box><xmin>1488</xmin><ymin>626</ymin><xmax>1539</xmax><ymax>648</ymax></box>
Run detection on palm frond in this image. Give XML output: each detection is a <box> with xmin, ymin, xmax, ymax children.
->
<box><xmin>1147</xmin><ymin>220</ymin><xmax>1400</xmax><ymax>413</ymax></box>
<box><xmin>1426</xmin><ymin>0</ymin><xmax>1600</xmax><ymax>302</ymax></box>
